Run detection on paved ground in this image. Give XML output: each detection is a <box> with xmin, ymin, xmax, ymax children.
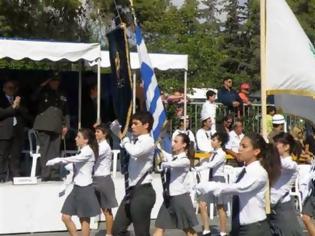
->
<box><xmin>6</xmin><ymin>216</ymin><xmax>310</xmax><ymax>236</ymax></box>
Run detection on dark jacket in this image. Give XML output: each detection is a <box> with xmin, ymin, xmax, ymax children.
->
<box><xmin>33</xmin><ymin>86</ymin><xmax>70</xmax><ymax>134</ymax></box>
<box><xmin>217</xmin><ymin>86</ymin><xmax>242</xmax><ymax>112</ymax></box>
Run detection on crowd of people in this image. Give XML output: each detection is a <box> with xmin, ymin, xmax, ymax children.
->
<box><xmin>1</xmin><ymin>72</ymin><xmax>315</xmax><ymax>236</ymax></box>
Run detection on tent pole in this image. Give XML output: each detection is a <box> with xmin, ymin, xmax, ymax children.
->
<box><xmin>133</xmin><ymin>72</ymin><xmax>136</xmax><ymax>114</ymax></box>
<box><xmin>260</xmin><ymin>0</ymin><xmax>267</xmax><ymax>139</ymax></box>
<box><xmin>184</xmin><ymin>70</ymin><xmax>187</xmax><ymax>130</ymax></box>
<box><xmin>97</xmin><ymin>59</ymin><xmax>101</xmax><ymax>124</ymax></box>
<box><xmin>78</xmin><ymin>65</ymin><xmax>82</xmax><ymax>129</ymax></box>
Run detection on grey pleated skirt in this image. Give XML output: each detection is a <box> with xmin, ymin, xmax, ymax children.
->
<box><xmin>198</xmin><ymin>175</ymin><xmax>227</xmax><ymax>204</ymax></box>
<box><xmin>270</xmin><ymin>200</ymin><xmax>304</xmax><ymax>236</ymax></box>
<box><xmin>93</xmin><ymin>175</ymin><xmax>118</xmax><ymax>209</ymax></box>
<box><xmin>302</xmin><ymin>194</ymin><xmax>315</xmax><ymax>217</ymax></box>
<box><xmin>155</xmin><ymin>193</ymin><xmax>198</xmax><ymax>230</ymax></box>
<box><xmin>61</xmin><ymin>184</ymin><xmax>101</xmax><ymax>218</ymax></box>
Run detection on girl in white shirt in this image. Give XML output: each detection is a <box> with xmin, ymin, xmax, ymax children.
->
<box><xmin>197</xmin><ymin>133</ymin><xmax>281</xmax><ymax>236</ymax></box>
<box><xmin>154</xmin><ymin>133</ymin><xmax>198</xmax><ymax>236</ymax></box>
<box><xmin>94</xmin><ymin>124</ymin><xmax>118</xmax><ymax>236</ymax></box>
<box><xmin>47</xmin><ymin>128</ymin><xmax>100</xmax><ymax>236</ymax></box>
<box><xmin>195</xmin><ymin>132</ymin><xmax>229</xmax><ymax>236</ymax></box>
<box><xmin>172</xmin><ymin>116</ymin><xmax>196</xmax><ymax>148</ymax></box>
<box><xmin>270</xmin><ymin>132</ymin><xmax>304</xmax><ymax>236</ymax></box>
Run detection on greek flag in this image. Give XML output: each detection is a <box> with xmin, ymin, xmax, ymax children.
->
<box><xmin>135</xmin><ymin>26</ymin><xmax>166</xmax><ymax>141</ymax></box>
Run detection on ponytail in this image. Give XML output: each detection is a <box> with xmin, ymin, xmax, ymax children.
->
<box><xmin>246</xmin><ymin>133</ymin><xmax>281</xmax><ymax>186</ymax></box>
<box><xmin>79</xmin><ymin>128</ymin><xmax>99</xmax><ymax>160</ymax></box>
<box><xmin>176</xmin><ymin>133</ymin><xmax>195</xmax><ymax>166</ymax></box>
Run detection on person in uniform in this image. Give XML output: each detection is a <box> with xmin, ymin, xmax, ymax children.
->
<box><xmin>195</xmin><ymin>132</ymin><xmax>229</xmax><ymax>236</ymax></box>
<box><xmin>46</xmin><ymin>128</ymin><xmax>100</xmax><ymax>236</ymax></box>
<box><xmin>172</xmin><ymin>116</ymin><xmax>196</xmax><ymax>149</ymax></box>
<box><xmin>33</xmin><ymin>72</ymin><xmax>70</xmax><ymax>181</ymax></box>
<box><xmin>94</xmin><ymin>124</ymin><xmax>118</xmax><ymax>236</ymax></box>
<box><xmin>112</xmin><ymin>111</ymin><xmax>156</xmax><ymax>236</ymax></box>
<box><xmin>154</xmin><ymin>133</ymin><xmax>198</xmax><ymax>236</ymax></box>
<box><xmin>270</xmin><ymin>132</ymin><xmax>304</xmax><ymax>236</ymax></box>
<box><xmin>197</xmin><ymin>133</ymin><xmax>281</xmax><ymax>236</ymax></box>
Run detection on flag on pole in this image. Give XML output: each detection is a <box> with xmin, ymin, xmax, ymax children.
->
<box><xmin>266</xmin><ymin>0</ymin><xmax>315</xmax><ymax>123</ymax></box>
<box><xmin>135</xmin><ymin>26</ymin><xmax>166</xmax><ymax>141</ymax></box>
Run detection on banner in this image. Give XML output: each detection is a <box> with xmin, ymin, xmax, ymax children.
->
<box><xmin>107</xmin><ymin>25</ymin><xmax>133</xmax><ymax>135</ymax></box>
<box><xmin>266</xmin><ymin>0</ymin><xmax>315</xmax><ymax>122</ymax></box>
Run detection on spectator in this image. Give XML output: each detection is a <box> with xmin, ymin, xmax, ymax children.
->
<box><xmin>217</xmin><ymin>77</ymin><xmax>242</xmax><ymax>114</ymax></box>
<box><xmin>81</xmin><ymin>83</ymin><xmax>115</xmax><ymax>129</ymax></box>
<box><xmin>196</xmin><ymin>112</ymin><xmax>213</xmax><ymax>153</ymax></box>
<box><xmin>0</xmin><ymin>80</ymin><xmax>22</xmax><ymax>182</ymax></box>
<box><xmin>216</xmin><ymin>114</ymin><xmax>234</xmax><ymax>135</ymax></box>
<box><xmin>305</xmin><ymin>126</ymin><xmax>315</xmax><ymax>157</ymax></box>
<box><xmin>172</xmin><ymin>116</ymin><xmax>196</xmax><ymax>149</ymax></box>
<box><xmin>291</xmin><ymin>126</ymin><xmax>312</xmax><ymax>163</ymax></box>
<box><xmin>266</xmin><ymin>106</ymin><xmax>277</xmax><ymax>134</ymax></box>
<box><xmin>238</xmin><ymin>82</ymin><xmax>251</xmax><ymax>106</ymax></box>
<box><xmin>225</xmin><ymin>118</ymin><xmax>244</xmax><ymax>164</ymax></box>
<box><xmin>33</xmin><ymin>72</ymin><xmax>70</xmax><ymax>181</ymax></box>
<box><xmin>267</xmin><ymin>114</ymin><xmax>286</xmax><ymax>144</ymax></box>
<box><xmin>201</xmin><ymin>90</ymin><xmax>217</xmax><ymax>133</ymax></box>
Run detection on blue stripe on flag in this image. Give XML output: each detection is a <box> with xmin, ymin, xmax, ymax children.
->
<box><xmin>149</xmin><ymin>86</ymin><xmax>161</xmax><ymax>114</ymax></box>
<box><xmin>141</xmin><ymin>63</ymin><xmax>153</xmax><ymax>92</ymax></box>
<box><xmin>153</xmin><ymin>111</ymin><xmax>166</xmax><ymax>140</ymax></box>
<box><xmin>135</xmin><ymin>27</ymin><xmax>142</xmax><ymax>45</ymax></box>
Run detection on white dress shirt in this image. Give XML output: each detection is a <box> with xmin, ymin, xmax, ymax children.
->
<box><xmin>201</xmin><ymin>101</ymin><xmax>216</xmax><ymax>132</ymax></box>
<box><xmin>198</xmin><ymin>160</ymin><xmax>268</xmax><ymax>225</ymax></box>
<box><xmin>121</xmin><ymin>133</ymin><xmax>155</xmax><ymax>186</ymax></box>
<box><xmin>196</xmin><ymin>128</ymin><xmax>213</xmax><ymax>153</ymax></box>
<box><xmin>271</xmin><ymin>155</ymin><xmax>297</xmax><ymax>204</ymax></box>
<box><xmin>195</xmin><ymin>147</ymin><xmax>225</xmax><ymax>178</ymax></box>
<box><xmin>162</xmin><ymin>151</ymin><xmax>190</xmax><ymax>196</ymax></box>
<box><xmin>225</xmin><ymin>130</ymin><xmax>244</xmax><ymax>153</ymax></box>
<box><xmin>63</xmin><ymin>145</ymin><xmax>95</xmax><ymax>187</ymax></box>
<box><xmin>172</xmin><ymin>129</ymin><xmax>196</xmax><ymax>148</ymax></box>
<box><xmin>94</xmin><ymin>140</ymin><xmax>112</xmax><ymax>177</ymax></box>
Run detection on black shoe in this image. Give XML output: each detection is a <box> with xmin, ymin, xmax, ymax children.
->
<box><xmin>49</xmin><ymin>176</ymin><xmax>63</xmax><ymax>181</ymax></box>
<box><xmin>202</xmin><ymin>233</ymin><xmax>212</xmax><ymax>236</ymax></box>
<box><xmin>41</xmin><ymin>177</ymin><xmax>50</xmax><ymax>182</ymax></box>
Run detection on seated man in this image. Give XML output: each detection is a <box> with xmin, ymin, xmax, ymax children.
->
<box><xmin>267</xmin><ymin>114</ymin><xmax>286</xmax><ymax>144</ymax></box>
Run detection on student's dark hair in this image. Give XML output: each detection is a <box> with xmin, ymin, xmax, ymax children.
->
<box><xmin>95</xmin><ymin>123</ymin><xmax>109</xmax><ymax>138</ymax></box>
<box><xmin>246</xmin><ymin>133</ymin><xmax>281</xmax><ymax>186</ymax></box>
<box><xmin>273</xmin><ymin>132</ymin><xmax>299</xmax><ymax>156</ymax></box>
<box><xmin>131</xmin><ymin>111</ymin><xmax>154</xmax><ymax>132</ymax></box>
<box><xmin>223</xmin><ymin>114</ymin><xmax>234</xmax><ymax>123</ymax></box>
<box><xmin>267</xmin><ymin>106</ymin><xmax>276</xmax><ymax>114</ymax></box>
<box><xmin>211</xmin><ymin>132</ymin><xmax>229</xmax><ymax>147</ymax></box>
<box><xmin>176</xmin><ymin>133</ymin><xmax>195</xmax><ymax>161</ymax></box>
<box><xmin>223</xmin><ymin>77</ymin><xmax>232</xmax><ymax>82</ymax></box>
<box><xmin>206</xmin><ymin>90</ymin><xmax>216</xmax><ymax>99</ymax></box>
<box><xmin>78</xmin><ymin>128</ymin><xmax>99</xmax><ymax>160</ymax></box>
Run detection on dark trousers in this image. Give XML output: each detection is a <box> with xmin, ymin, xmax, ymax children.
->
<box><xmin>231</xmin><ymin>220</ymin><xmax>271</xmax><ymax>236</ymax></box>
<box><xmin>0</xmin><ymin>140</ymin><xmax>11</xmax><ymax>180</ymax></box>
<box><xmin>37</xmin><ymin>131</ymin><xmax>61</xmax><ymax>179</ymax></box>
<box><xmin>0</xmin><ymin>127</ymin><xmax>24</xmax><ymax>180</ymax></box>
<box><xmin>113</xmin><ymin>183</ymin><xmax>156</xmax><ymax>236</ymax></box>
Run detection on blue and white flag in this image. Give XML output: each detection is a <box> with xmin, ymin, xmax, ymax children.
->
<box><xmin>135</xmin><ymin>26</ymin><xmax>166</xmax><ymax>141</ymax></box>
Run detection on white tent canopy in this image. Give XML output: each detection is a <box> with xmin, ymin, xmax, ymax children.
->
<box><xmin>0</xmin><ymin>38</ymin><xmax>102</xmax><ymax>127</ymax></box>
<box><xmin>98</xmin><ymin>50</ymin><xmax>188</xmax><ymax>70</ymax></box>
<box><xmin>0</xmin><ymin>39</ymin><xmax>100</xmax><ymax>62</ymax></box>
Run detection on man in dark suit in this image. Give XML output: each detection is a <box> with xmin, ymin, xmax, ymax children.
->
<box><xmin>0</xmin><ymin>80</ymin><xmax>24</xmax><ymax>182</ymax></box>
<box><xmin>33</xmin><ymin>72</ymin><xmax>69</xmax><ymax>181</ymax></box>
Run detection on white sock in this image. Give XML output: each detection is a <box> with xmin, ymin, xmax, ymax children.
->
<box><xmin>203</xmin><ymin>230</ymin><xmax>211</xmax><ymax>235</ymax></box>
<box><xmin>106</xmin><ymin>234</ymin><xmax>113</xmax><ymax>236</ymax></box>
<box><xmin>220</xmin><ymin>232</ymin><xmax>227</xmax><ymax>236</ymax></box>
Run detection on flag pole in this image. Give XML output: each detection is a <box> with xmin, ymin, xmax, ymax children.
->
<box><xmin>260</xmin><ymin>0</ymin><xmax>271</xmax><ymax>215</ymax></box>
<box><xmin>260</xmin><ymin>0</ymin><xmax>267</xmax><ymax>139</ymax></box>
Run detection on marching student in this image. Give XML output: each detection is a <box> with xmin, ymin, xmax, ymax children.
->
<box><xmin>46</xmin><ymin>128</ymin><xmax>100</xmax><ymax>236</ymax></box>
<box><xmin>154</xmin><ymin>133</ymin><xmax>198</xmax><ymax>236</ymax></box>
<box><xmin>270</xmin><ymin>132</ymin><xmax>304</xmax><ymax>235</ymax></box>
<box><xmin>301</xmin><ymin>159</ymin><xmax>315</xmax><ymax>236</ymax></box>
<box><xmin>94</xmin><ymin>124</ymin><xmax>118</xmax><ymax>236</ymax></box>
<box><xmin>112</xmin><ymin>111</ymin><xmax>156</xmax><ymax>236</ymax></box>
<box><xmin>197</xmin><ymin>133</ymin><xmax>281</xmax><ymax>236</ymax></box>
<box><xmin>195</xmin><ymin>132</ymin><xmax>229</xmax><ymax>236</ymax></box>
